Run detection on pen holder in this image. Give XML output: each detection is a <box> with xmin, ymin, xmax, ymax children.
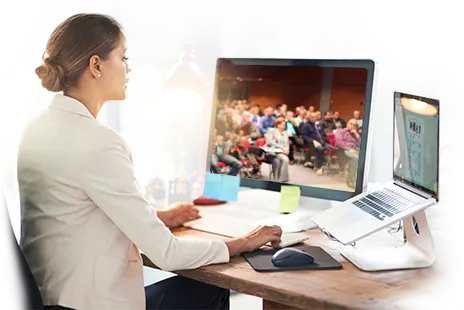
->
<box><xmin>168</xmin><ymin>178</ymin><xmax>191</xmax><ymax>205</ymax></box>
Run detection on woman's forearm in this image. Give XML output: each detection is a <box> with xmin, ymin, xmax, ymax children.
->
<box><xmin>225</xmin><ymin>237</ymin><xmax>248</xmax><ymax>256</ymax></box>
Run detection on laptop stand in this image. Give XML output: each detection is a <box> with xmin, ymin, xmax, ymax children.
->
<box><xmin>340</xmin><ymin>210</ymin><xmax>435</xmax><ymax>271</ymax></box>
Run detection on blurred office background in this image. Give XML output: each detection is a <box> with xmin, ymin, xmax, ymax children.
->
<box><xmin>0</xmin><ymin>0</ymin><xmax>464</xmax><ymax>232</ymax></box>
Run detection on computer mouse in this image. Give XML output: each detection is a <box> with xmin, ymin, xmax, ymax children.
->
<box><xmin>271</xmin><ymin>248</ymin><xmax>314</xmax><ymax>267</ymax></box>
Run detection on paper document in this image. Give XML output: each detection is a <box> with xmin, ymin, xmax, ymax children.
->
<box><xmin>260</xmin><ymin>146</ymin><xmax>283</xmax><ymax>153</ymax></box>
<box><xmin>185</xmin><ymin>189</ymin><xmax>329</xmax><ymax>235</ymax></box>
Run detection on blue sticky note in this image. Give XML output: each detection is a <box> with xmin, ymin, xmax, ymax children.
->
<box><xmin>219</xmin><ymin>175</ymin><xmax>240</xmax><ymax>201</ymax></box>
<box><xmin>203</xmin><ymin>173</ymin><xmax>222</xmax><ymax>200</ymax></box>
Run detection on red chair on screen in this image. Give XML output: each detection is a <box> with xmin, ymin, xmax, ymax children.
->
<box><xmin>255</xmin><ymin>138</ymin><xmax>266</xmax><ymax>148</ymax></box>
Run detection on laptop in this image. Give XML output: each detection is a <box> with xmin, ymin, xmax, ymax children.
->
<box><xmin>311</xmin><ymin>91</ymin><xmax>439</xmax><ymax>245</ymax></box>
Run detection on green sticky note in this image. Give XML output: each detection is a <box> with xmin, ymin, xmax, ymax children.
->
<box><xmin>278</xmin><ymin>185</ymin><xmax>301</xmax><ymax>213</ymax></box>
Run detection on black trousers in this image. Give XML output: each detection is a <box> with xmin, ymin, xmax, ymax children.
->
<box><xmin>45</xmin><ymin>276</ymin><xmax>230</xmax><ymax>310</ymax></box>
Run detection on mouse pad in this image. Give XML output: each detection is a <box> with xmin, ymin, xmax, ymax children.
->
<box><xmin>242</xmin><ymin>245</ymin><xmax>342</xmax><ymax>272</ymax></box>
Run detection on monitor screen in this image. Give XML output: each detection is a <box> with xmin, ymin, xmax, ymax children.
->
<box><xmin>207</xmin><ymin>59</ymin><xmax>375</xmax><ymax>201</ymax></box>
<box><xmin>393</xmin><ymin>92</ymin><xmax>439</xmax><ymax>200</ymax></box>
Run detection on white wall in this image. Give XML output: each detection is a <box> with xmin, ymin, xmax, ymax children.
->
<box><xmin>373</xmin><ymin>32</ymin><xmax>464</xmax><ymax>182</ymax></box>
<box><xmin>221</xmin><ymin>0</ymin><xmax>343</xmax><ymax>58</ymax></box>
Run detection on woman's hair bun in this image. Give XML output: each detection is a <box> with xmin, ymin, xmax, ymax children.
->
<box><xmin>35</xmin><ymin>58</ymin><xmax>66</xmax><ymax>92</ymax></box>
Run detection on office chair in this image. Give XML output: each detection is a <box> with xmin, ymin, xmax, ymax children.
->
<box><xmin>0</xmin><ymin>182</ymin><xmax>44</xmax><ymax>310</ymax></box>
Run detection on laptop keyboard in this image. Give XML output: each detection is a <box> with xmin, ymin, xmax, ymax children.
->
<box><xmin>352</xmin><ymin>187</ymin><xmax>422</xmax><ymax>221</ymax></box>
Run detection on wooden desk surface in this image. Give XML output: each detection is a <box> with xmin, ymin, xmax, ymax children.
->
<box><xmin>143</xmin><ymin>225</ymin><xmax>441</xmax><ymax>310</ymax></box>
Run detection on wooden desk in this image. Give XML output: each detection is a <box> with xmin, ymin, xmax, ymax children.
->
<box><xmin>143</xmin><ymin>225</ymin><xmax>440</xmax><ymax>310</ymax></box>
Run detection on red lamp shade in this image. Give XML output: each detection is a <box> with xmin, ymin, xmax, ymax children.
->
<box><xmin>161</xmin><ymin>43</ymin><xmax>207</xmax><ymax>113</ymax></box>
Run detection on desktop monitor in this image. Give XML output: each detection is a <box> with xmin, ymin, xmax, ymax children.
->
<box><xmin>206</xmin><ymin>59</ymin><xmax>375</xmax><ymax>202</ymax></box>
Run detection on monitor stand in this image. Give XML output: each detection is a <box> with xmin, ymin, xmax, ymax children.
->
<box><xmin>340</xmin><ymin>210</ymin><xmax>435</xmax><ymax>271</ymax></box>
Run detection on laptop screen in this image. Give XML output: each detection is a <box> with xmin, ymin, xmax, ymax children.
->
<box><xmin>393</xmin><ymin>92</ymin><xmax>439</xmax><ymax>200</ymax></box>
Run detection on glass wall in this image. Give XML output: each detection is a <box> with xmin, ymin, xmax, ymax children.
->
<box><xmin>373</xmin><ymin>32</ymin><xmax>464</xmax><ymax>182</ymax></box>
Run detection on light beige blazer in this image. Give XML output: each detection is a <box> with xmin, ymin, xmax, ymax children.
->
<box><xmin>17</xmin><ymin>94</ymin><xmax>229</xmax><ymax>309</ymax></box>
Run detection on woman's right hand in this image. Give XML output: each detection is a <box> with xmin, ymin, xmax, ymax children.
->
<box><xmin>225</xmin><ymin>225</ymin><xmax>282</xmax><ymax>257</ymax></box>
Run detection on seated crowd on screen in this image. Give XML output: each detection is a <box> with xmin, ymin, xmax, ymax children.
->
<box><xmin>211</xmin><ymin>99</ymin><xmax>363</xmax><ymax>188</ymax></box>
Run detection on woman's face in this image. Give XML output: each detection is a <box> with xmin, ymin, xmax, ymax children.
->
<box><xmin>99</xmin><ymin>34</ymin><xmax>131</xmax><ymax>101</ymax></box>
<box><xmin>277</xmin><ymin>122</ymin><xmax>286</xmax><ymax>131</ymax></box>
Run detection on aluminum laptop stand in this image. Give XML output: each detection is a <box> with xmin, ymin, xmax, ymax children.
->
<box><xmin>341</xmin><ymin>210</ymin><xmax>435</xmax><ymax>271</ymax></box>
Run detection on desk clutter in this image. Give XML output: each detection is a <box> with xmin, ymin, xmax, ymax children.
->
<box><xmin>168</xmin><ymin>170</ymin><xmax>198</xmax><ymax>205</ymax></box>
<box><xmin>243</xmin><ymin>244</ymin><xmax>342</xmax><ymax>272</ymax></box>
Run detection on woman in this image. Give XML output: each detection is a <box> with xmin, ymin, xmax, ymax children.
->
<box><xmin>265</xmin><ymin>117</ymin><xmax>290</xmax><ymax>182</ymax></box>
<box><xmin>18</xmin><ymin>13</ymin><xmax>282</xmax><ymax>310</ymax></box>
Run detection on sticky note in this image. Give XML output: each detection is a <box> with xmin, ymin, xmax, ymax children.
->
<box><xmin>220</xmin><ymin>175</ymin><xmax>240</xmax><ymax>201</ymax></box>
<box><xmin>278</xmin><ymin>185</ymin><xmax>301</xmax><ymax>213</ymax></box>
<box><xmin>203</xmin><ymin>173</ymin><xmax>240</xmax><ymax>201</ymax></box>
<box><xmin>203</xmin><ymin>173</ymin><xmax>223</xmax><ymax>200</ymax></box>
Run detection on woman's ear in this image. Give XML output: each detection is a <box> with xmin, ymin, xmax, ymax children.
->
<box><xmin>89</xmin><ymin>55</ymin><xmax>102</xmax><ymax>79</ymax></box>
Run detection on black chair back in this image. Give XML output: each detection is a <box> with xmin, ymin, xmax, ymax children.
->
<box><xmin>0</xmin><ymin>183</ymin><xmax>44</xmax><ymax>310</ymax></box>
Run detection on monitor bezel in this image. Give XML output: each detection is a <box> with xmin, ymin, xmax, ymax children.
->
<box><xmin>393</xmin><ymin>91</ymin><xmax>440</xmax><ymax>201</ymax></box>
<box><xmin>206</xmin><ymin>58</ymin><xmax>376</xmax><ymax>202</ymax></box>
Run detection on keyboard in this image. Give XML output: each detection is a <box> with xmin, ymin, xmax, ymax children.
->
<box><xmin>352</xmin><ymin>187</ymin><xmax>422</xmax><ymax>221</ymax></box>
<box><xmin>272</xmin><ymin>232</ymin><xmax>309</xmax><ymax>248</ymax></box>
<box><xmin>183</xmin><ymin>217</ymin><xmax>309</xmax><ymax>248</ymax></box>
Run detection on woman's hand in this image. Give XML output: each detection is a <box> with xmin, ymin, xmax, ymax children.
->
<box><xmin>225</xmin><ymin>225</ymin><xmax>282</xmax><ymax>256</ymax></box>
<box><xmin>158</xmin><ymin>203</ymin><xmax>201</xmax><ymax>228</ymax></box>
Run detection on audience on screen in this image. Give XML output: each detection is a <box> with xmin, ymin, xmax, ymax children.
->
<box><xmin>354</xmin><ymin>110</ymin><xmax>363</xmax><ymax>130</ymax></box>
<box><xmin>319</xmin><ymin>111</ymin><xmax>337</xmax><ymax>133</ymax></box>
<box><xmin>236</xmin><ymin>111</ymin><xmax>261</xmax><ymax>139</ymax></box>
<box><xmin>300</xmin><ymin>112</ymin><xmax>331</xmax><ymax>175</ymax></box>
<box><xmin>265</xmin><ymin>117</ymin><xmax>290</xmax><ymax>182</ymax></box>
<box><xmin>335</xmin><ymin>119</ymin><xmax>361</xmax><ymax>188</ymax></box>
<box><xmin>294</xmin><ymin>108</ymin><xmax>306</xmax><ymax>127</ymax></box>
<box><xmin>216</xmin><ymin>108</ymin><xmax>238</xmax><ymax>135</ymax></box>
<box><xmin>212</xmin><ymin>98</ymin><xmax>364</xmax><ymax>188</ymax></box>
<box><xmin>259</xmin><ymin>107</ymin><xmax>276</xmax><ymax>135</ymax></box>
<box><xmin>274</xmin><ymin>103</ymin><xmax>287</xmax><ymax>118</ymax></box>
<box><xmin>250</xmin><ymin>104</ymin><xmax>261</xmax><ymax>125</ymax></box>
<box><xmin>211</xmin><ymin>135</ymin><xmax>242</xmax><ymax>176</ymax></box>
<box><xmin>333</xmin><ymin>111</ymin><xmax>346</xmax><ymax>129</ymax></box>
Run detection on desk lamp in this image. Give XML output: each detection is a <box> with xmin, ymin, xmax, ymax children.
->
<box><xmin>401</xmin><ymin>97</ymin><xmax>438</xmax><ymax>115</ymax></box>
<box><xmin>160</xmin><ymin>43</ymin><xmax>224</xmax><ymax>206</ymax></box>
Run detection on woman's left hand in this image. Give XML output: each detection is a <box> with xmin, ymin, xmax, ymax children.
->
<box><xmin>158</xmin><ymin>203</ymin><xmax>201</xmax><ymax>228</ymax></box>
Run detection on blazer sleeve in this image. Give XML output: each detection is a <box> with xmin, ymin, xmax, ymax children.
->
<box><xmin>82</xmin><ymin>129</ymin><xmax>230</xmax><ymax>271</ymax></box>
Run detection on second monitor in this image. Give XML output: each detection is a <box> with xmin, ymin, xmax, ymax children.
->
<box><xmin>208</xmin><ymin>59</ymin><xmax>375</xmax><ymax>202</ymax></box>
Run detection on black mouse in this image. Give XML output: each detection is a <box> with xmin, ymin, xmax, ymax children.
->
<box><xmin>271</xmin><ymin>248</ymin><xmax>314</xmax><ymax>267</ymax></box>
